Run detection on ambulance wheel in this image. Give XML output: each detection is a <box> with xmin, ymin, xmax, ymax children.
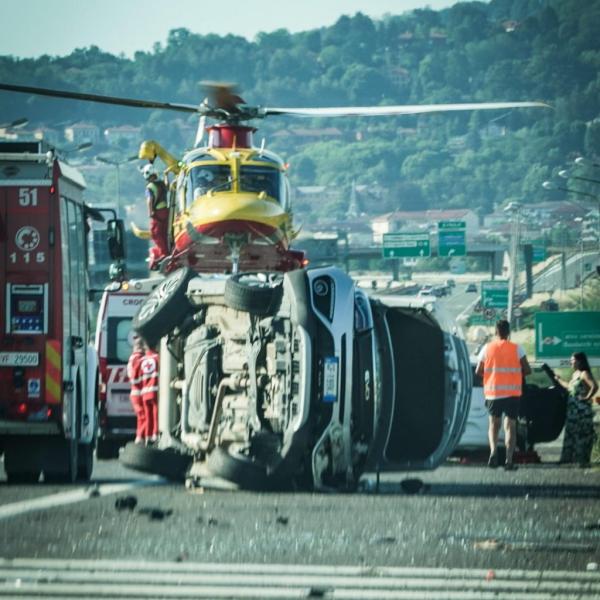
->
<box><xmin>133</xmin><ymin>267</ymin><xmax>196</xmax><ymax>348</ymax></box>
<box><xmin>96</xmin><ymin>438</ymin><xmax>120</xmax><ymax>460</ymax></box>
<box><xmin>206</xmin><ymin>444</ymin><xmax>270</xmax><ymax>490</ymax></box>
<box><xmin>120</xmin><ymin>442</ymin><xmax>192</xmax><ymax>481</ymax></box>
<box><xmin>224</xmin><ymin>272</ymin><xmax>283</xmax><ymax>317</ymax></box>
<box><xmin>77</xmin><ymin>443</ymin><xmax>94</xmax><ymax>481</ymax></box>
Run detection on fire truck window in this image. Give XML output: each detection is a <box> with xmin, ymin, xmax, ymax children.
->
<box><xmin>189</xmin><ymin>165</ymin><xmax>231</xmax><ymax>201</ymax></box>
<box><xmin>107</xmin><ymin>317</ymin><xmax>133</xmax><ymax>364</ymax></box>
<box><xmin>240</xmin><ymin>166</ymin><xmax>280</xmax><ymax>201</ymax></box>
<box><xmin>66</xmin><ymin>200</ymin><xmax>85</xmax><ymax>341</ymax></box>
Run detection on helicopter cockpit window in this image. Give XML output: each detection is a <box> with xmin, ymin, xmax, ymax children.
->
<box><xmin>189</xmin><ymin>164</ymin><xmax>232</xmax><ymax>201</ymax></box>
<box><xmin>240</xmin><ymin>166</ymin><xmax>280</xmax><ymax>201</ymax></box>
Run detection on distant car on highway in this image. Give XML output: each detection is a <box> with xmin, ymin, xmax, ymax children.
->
<box><xmin>445</xmin><ymin>279</ymin><xmax>456</xmax><ymax>288</ymax></box>
<box><xmin>465</xmin><ymin>283</ymin><xmax>478</xmax><ymax>293</ymax></box>
<box><xmin>417</xmin><ymin>288</ymin><xmax>436</xmax><ymax>298</ymax></box>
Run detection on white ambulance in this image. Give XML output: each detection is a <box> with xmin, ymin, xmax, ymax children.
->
<box><xmin>94</xmin><ymin>278</ymin><xmax>156</xmax><ymax>458</ymax></box>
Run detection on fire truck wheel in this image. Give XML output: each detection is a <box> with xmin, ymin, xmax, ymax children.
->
<box><xmin>5</xmin><ymin>469</ymin><xmax>40</xmax><ymax>484</ymax></box>
<box><xmin>224</xmin><ymin>272</ymin><xmax>283</xmax><ymax>317</ymax></box>
<box><xmin>77</xmin><ymin>443</ymin><xmax>94</xmax><ymax>481</ymax></box>
<box><xmin>44</xmin><ymin>439</ymin><xmax>78</xmax><ymax>484</ymax></box>
<box><xmin>133</xmin><ymin>267</ymin><xmax>196</xmax><ymax>348</ymax></box>
<box><xmin>206</xmin><ymin>444</ymin><xmax>270</xmax><ymax>490</ymax></box>
<box><xmin>119</xmin><ymin>442</ymin><xmax>192</xmax><ymax>481</ymax></box>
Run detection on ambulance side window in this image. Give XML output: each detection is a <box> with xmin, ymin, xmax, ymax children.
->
<box><xmin>107</xmin><ymin>317</ymin><xmax>133</xmax><ymax>364</ymax></box>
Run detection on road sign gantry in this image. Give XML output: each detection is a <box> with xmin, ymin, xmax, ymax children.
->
<box><xmin>382</xmin><ymin>232</ymin><xmax>431</xmax><ymax>258</ymax></box>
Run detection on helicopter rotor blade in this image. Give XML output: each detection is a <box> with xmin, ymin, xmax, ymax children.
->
<box><xmin>262</xmin><ymin>101</ymin><xmax>551</xmax><ymax>118</ymax></box>
<box><xmin>200</xmin><ymin>81</ymin><xmax>246</xmax><ymax>112</ymax></box>
<box><xmin>0</xmin><ymin>83</ymin><xmax>200</xmax><ymax>113</ymax></box>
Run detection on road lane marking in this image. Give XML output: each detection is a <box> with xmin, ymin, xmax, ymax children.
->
<box><xmin>0</xmin><ymin>560</ymin><xmax>599</xmax><ymax>598</ymax></box>
<box><xmin>0</xmin><ymin>479</ymin><xmax>163</xmax><ymax>520</ymax></box>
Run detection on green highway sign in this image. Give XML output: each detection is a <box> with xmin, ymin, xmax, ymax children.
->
<box><xmin>535</xmin><ymin>311</ymin><xmax>600</xmax><ymax>367</ymax></box>
<box><xmin>438</xmin><ymin>221</ymin><xmax>466</xmax><ymax>257</ymax></box>
<box><xmin>481</xmin><ymin>280</ymin><xmax>509</xmax><ymax>309</ymax></box>
<box><xmin>438</xmin><ymin>220</ymin><xmax>466</xmax><ymax>230</ymax></box>
<box><xmin>382</xmin><ymin>232</ymin><xmax>430</xmax><ymax>258</ymax></box>
<box><xmin>532</xmin><ymin>240</ymin><xmax>546</xmax><ymax>262</ymax></box>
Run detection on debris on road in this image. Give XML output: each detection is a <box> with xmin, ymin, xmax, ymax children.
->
<box><xmin>114</xmin><ymin>495</ymin><xmax>138</xmax><ymax>511</ymax></box>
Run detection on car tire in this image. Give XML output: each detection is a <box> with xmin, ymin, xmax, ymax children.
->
<box><xmin>224</xmin><ymin>272</ymin><xmax>283</xmax><ymax>317</ymax></box>
<box><xmin>206</xmin><ymin>444</ymin><xmax>270</xmax><ymax>490</ymax></box>
<box><xmin>133</xmin><ymin>267</ymin><xmax>196</xmax><ymax>348</ymax></box>
<box><xmin>120</xmin><ymin>442</ymin><xmax>192</xmax><ymax>481</ymax></box>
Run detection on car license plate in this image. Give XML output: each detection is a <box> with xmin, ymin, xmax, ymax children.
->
<box><xmin>0</xmin><ymin>352</ymin><xmax>39</xmax><ymax>367</ymax></box>
<box><xmin>322</xmin><ymin>356</ymin><xmax>338</xmax><ymax>403</ymax></box>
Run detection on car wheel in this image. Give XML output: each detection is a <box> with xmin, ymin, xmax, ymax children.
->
<box><xmin>133</xmin><ymin>267</ymin><xmax>196</xmax><ymax>348</ymax></box>
<box><xmin>224</xmin><ymin>272</ymin><xmax>283</xmax><ymax>317</ymax></box>
<box><xmin>206</xmin><ymin>444</ymin><xmax>270</xmax><ymax>490</ymax></box>
<box><xmin>120</xmin><ymin>442</ymin><xmax>192</xmax><ymax>481</ymax></box>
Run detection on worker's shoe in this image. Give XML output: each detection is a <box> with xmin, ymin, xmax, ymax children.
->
<box><xmin>487</xmin><ymin>454</ymin><xmax>499</xmax><ymax>468</ymax></box>
<box><xmin>504</xmin><ymin>461</ymin><xmax>517</xmax><ymax>471</ymax></box>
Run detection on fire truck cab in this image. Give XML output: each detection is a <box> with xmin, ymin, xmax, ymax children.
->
<box><xmin>0</xmin><ymin>141</ymin><xmax>107</xmax><ymax>482</ymax></box>
<box><xmin>94</xmin><ymin>278</ymin><xmax>156</xmax><ymax>458</ymax></box>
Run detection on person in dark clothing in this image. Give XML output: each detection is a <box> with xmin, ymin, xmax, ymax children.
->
<box><xmin>555</xmin><ymin>352</ymin><xmax>598</xmax><ymax>467</ymax></box>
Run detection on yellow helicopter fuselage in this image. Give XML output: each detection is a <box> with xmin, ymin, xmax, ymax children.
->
<box><xmin>165</xmin><ymin>134</ymin><xmax>301</xmax><ymax>272</ymax></box>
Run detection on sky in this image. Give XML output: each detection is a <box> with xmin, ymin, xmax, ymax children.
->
<box><xmin>0</xmin><ymin>0</ymin><xmax>464</xmax><ymax>58</ymax></box>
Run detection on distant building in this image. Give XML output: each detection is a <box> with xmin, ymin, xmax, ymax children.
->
<box><xmin>64</xmin><ymin>122</ymin><xmax>100</xmax><ymax>144</ymax></box>
<box><xmin>371</xmin><ymin>208</ymin><xmax>479</xmax><ymax>243</ymax></box>
<box><xmin>34</xmin><ymin>127</ymin><xmax>62</xmax><ymax>146</ymax></box>
<box><xmin>104</xmin><ymin>125</ymin><xmax>142</xmax><ymax>146</ymax></box>
<box><xmin>272</xmin><ymin>127</ymin><xmax>343</xmax><ymax>145</ymax></box>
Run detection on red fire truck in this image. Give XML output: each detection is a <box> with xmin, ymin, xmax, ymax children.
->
<box><xmin>0</xmin><ymin>141</ymin><xmax>116</xmax><ymax>483</ymax></box>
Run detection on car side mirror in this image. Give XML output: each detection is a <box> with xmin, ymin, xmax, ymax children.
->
<box><xmin>107</xmin><ymin>218</ymin><xmax>126</xmax><ymax>261</ymax></box>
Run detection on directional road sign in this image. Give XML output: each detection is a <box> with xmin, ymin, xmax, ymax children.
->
<box><xmin>481</xmin><ymin>280</ymin><xmax>509</xmax><ymax>309</ymax></box>
<box><xmin>438</xmin><ymin>220</ymin><xmax>466</xmax><ymax>230</ymax></box>
<box><xmin>532</xmin><ymin>240</ymin><xmax>546</xmax><ymax>262</ymax></box>
<box><xmin>535</xmin><ymin>311</ymin><xmax>600</xmax><ymax>367</ymax></box>
<box><xmin>382</xmin><ymin>232</ymin><xmax>430</xmax><ymax>258</ymax></box>
<box><xmin>438</xmin><ymin>221</ymin><xmax>466</xmax><ymax>257</ymax></box>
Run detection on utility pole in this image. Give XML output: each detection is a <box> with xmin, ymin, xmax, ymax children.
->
<box><xmin>504</xmin><ymin>201</ymin><xmax>521</xmax><ymax>327</ymax></box>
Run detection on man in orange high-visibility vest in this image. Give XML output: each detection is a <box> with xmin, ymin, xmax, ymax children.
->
<box><xmin>476</xmin><ymin>319</ymin><xmax>531</xmax><ymax>471</ymax></box>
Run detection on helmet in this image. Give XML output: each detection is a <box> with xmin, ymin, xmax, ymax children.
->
<box><xmin>142</xmin><ymin>164</ymin><xmax>157</xmax><ymax>180</ymax></box>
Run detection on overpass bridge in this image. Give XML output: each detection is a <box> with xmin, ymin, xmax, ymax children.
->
<box><xmin>293</xmin><ymin>237</ymin><xmax>509</xmax><ymax>279</ymax></box>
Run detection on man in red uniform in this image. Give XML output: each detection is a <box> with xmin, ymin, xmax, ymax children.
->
<box><xmin>142</xmin><ymin>164</ymin><xmax>169</xmax><ymax>270</ymax></box>
<box><xmin>140</xmin><ymin>342</ymin><xmax>159</xmax><ymax>444</ymax></box>
<box><xmin>126</xmin><ymin>336</ymin><xmax>145</xmax><ymax>444</ymax></box>
<box><xmin>476</xmin><ymin>320</ymin><xmax>531</xmax><ymax>470</ymax></box>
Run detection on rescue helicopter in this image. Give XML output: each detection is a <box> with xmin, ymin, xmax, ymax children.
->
<box><xmin>0</xmin><ymin>82</ymin><xmax>549</xmax><ymax>274</ymax></box>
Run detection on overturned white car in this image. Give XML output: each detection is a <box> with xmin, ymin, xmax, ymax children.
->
<box><xmin>123</xmin><ymin>266</ymin><xmax>471</xmax><ymax>490</ymax></box>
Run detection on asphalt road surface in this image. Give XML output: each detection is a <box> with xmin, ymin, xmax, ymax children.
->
<box><xmin>1</xmin><ymin>451</ymin><xmax>599</xmax><ymax>598</ymax></box>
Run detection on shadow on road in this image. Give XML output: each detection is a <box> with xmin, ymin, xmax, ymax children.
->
<box><xmin>368</xmin><ymin>480</ymin><xmax>600</xmax><ymax>499</ymax></box>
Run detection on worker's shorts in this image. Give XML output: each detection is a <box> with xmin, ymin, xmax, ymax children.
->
<box><xmin>485</xmin><ymin>397</ymin><xmax>520</xmax><ymax>420</ymax></box>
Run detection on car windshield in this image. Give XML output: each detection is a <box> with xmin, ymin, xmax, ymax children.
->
<box><xmin>240</xmin><ymin>165</ymin><xmax>280</xmax><ymax>201</ymax></box>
